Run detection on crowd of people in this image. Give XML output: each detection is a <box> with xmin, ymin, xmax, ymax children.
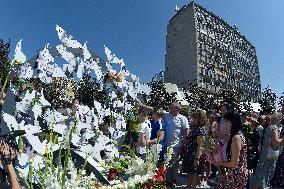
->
<box><xmin>129</xmin><ymin>101</ymin><xmax>284</xmax><ymax>189</ymax></box>
<box><xmin>2</xmin><ymin>89</ymin><xmax>284</xmax><ymax>189</ymax></box>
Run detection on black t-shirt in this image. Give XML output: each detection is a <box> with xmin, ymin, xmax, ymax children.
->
<box><xmin>0</xmin><ymin>182</ymin><xmax>11</xmax><ymax>189</ymax></box>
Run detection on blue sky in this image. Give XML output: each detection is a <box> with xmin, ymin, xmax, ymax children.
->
<box><xmin>0</xmin><ymin>0</ymin><xmax>283</xmax><ymax>97</ymax></box>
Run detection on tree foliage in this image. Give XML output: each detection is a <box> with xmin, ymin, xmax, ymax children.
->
<box><xmin>76</xmin><ymin>74</ymin><xmax>108</xmax><ymax>109</ymax></box>
<box><xmin>0</xmin><ymin>39</ymin><xmax>11</xmax><ymax>91</ymax></box>
<box><xmin>259</xmin><ymin>86</ymin><xmax>277</xmax><ymax>115</ymax></box>
<box><xmin>217</xmin><ymin>88</ymin><xmax>241</xmax><ymax>112</ymax></box>
<box><xmin>279</xmin><ymin>92</ymin><xmax>284</xmax><ymax>108</ymax></box>
<box><xmin>146</xmin><ymin>72</ymin><xmax>177</xmax><ymax>111</ymax></box>
<box><xmin>183</xmin><ymin>82</ymin><xmax>218</xmax><ymax>111</ymax></box>
<box><xmin>183</xmin><ymin>81</ymin><xmax>243</xmax><ymax>112</ymax></box>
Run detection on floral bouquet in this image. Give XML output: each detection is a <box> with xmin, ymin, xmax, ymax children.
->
<box><xmin>242</xmin><ymin>121</ymin><xmax>253</xmax><ymax>141</ymax></box>
<box><xmin>137</xmin><ymin>165</ymin><xmax>167</xmax><ymax>189</ymax></box>
<box><xmin>105</xmin><ymin>155</ymin><xmax>131</xmax><ymax>182</ymax></box>
<box><xmin>204</xmin><ymin>137</ymin><xmax>219</xmax><ymax>163</ymax></box>
<box><xmin>203</xmin><ymin>137</ymin><xmax>227</xmax><ymax>176</ymax></box>
<box><xmin>100</xmin><ymin>143</ymin><xmax>171</xmax><ymax>189</ymax></box>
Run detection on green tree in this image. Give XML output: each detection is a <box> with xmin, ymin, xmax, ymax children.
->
<box><xmin>259</xmin><ymin>86</ymin><xmax>277</xmax><ymax>115</ymax></box>
<box><xmin>76</xmin><ymin>74</ymin><xmax>108</xmax><ymax>109</ymax></box>
<box><xmin>0</xmin><ymin>39</ymin><xmax>11</xmax><ymax>92</ymax></box>
<box><xmin>146</xmin><ymin>72</ymin><xmax>177</xmax><ymax>111</ymax></box>
<box><xmin>217</xmin><ymin>88</ymin><xmax>241</xmax><ymax>112</ymax></box>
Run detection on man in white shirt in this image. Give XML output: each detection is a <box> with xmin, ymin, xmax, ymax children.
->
<box><xmin>163</xmin><ymin>102</ymin><xmax>189</xmax><ymax>186</ymax></box>
<box><xmin>135</xmin><ymin>109</ymin><xmax>151</xmax><ymax>160</ymax></box>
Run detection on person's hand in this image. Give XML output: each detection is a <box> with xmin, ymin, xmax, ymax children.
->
<box><xmin>0</xmin><ymin>99</ymin><xmax>4</xmax><ymax>105</ymax></box>
<box><xmin>0</xmin><ymin>92</ymin><xmax>6</xmax><ymax>99</ymax></box>
<box><xmin>134</xmin><ymin>142</ymin><xmax>138</xmax><ymax>147</ymax></box>
<box><xmin>213</xmin><ymin>160</ymin><xmax>222</xmax><ymax>167</ymax></box>
<box><xmin>193</xmin><ymin>159</ymin><xmax>198</xmax><ymax>166</ymax></box>
<box><xmin>0</xmin><ymin>140</ymin><xmax>18</xmax><ymax>164</ymax></box>
<box><xmin>0</xmin><ymin>92</ymin><xmax>5</xmax><ymax>105</ymax></box>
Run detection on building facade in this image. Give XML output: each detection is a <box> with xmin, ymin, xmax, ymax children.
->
<box><xmin>164</xmin><ymin>2</ymin><xmax>261</xmax><ymax>102</ymax></box>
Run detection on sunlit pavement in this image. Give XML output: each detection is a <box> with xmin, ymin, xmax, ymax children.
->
<box><xmin>172</xmin><ymin>173</ymin><xmax>214</xmax><ymax>189</ymax></box>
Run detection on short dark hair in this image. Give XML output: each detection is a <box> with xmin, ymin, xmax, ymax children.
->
<box><xmin>153</xmin><ymin>109</ymin><xmax>164</xmax><ymax>116</ymax></box>
<box><xmin>138</xmin><ymin>108</ymin><xmax>148</xmax><ymax>117</ymax></box>
<box><xmin>220</xmin><ymin>104</ymin><xmax>230</xmax><ymax>111</ymax></box>
<box><xmin>171</xmin><ymin>101</ymin><xmax>181</xmax><ymax>110</ymax></box>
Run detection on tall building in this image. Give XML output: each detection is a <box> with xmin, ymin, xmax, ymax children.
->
<box><xmin>164</xmin><ymin>2</ymin><xmax>261</xmax><ymax>102</ymax></box>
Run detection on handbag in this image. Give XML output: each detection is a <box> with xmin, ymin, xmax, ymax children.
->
<box><xmin>266</xmin><ymin>128</ymin><xmax>280</xmax><ymax>160</ymax></box>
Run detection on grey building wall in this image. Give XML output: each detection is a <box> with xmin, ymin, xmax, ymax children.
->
<box><xmin>164</xmin><ymin>2</ymin><xmax>261</xmax><ymax>102</ymax></box>
<box><xmin>164</xmin><ymin>4</ymin><xmax>197</xmax><ymax>88</ymax></box>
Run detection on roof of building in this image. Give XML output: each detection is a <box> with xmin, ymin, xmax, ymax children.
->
<box><xmin>164</xmin><ymin>83</ymin><xmax>189</xmax><ymax>106</ymax></box>
<box><xmin>169</xmin><ymin>1</ymin><xmax>256</xmax><ymax>49</ymax></box>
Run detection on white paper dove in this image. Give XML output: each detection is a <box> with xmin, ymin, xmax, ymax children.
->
<box><xmin>36</xmin><ymin>44</ymin><xmax>54</xmax><ymax>72</ymax></box>
<box><xmin>82</xmin><ymin>42</ymin><xmax>91</xmax><ymax>61</ymax></box>
<box><xmin>44</xmin><ymin>109</ymin><xmax>68</xmax><ymax>125</ymax></box>
<box><xmin>18</xmin><ymin>63</ymin><xmax>33</xmax><ymax>79</ymax></box>
<box><xmin>15</xmin><ymin>90</ymin><xmax>36</xmax><ymax>114</ymax></box>
<box><xmin>57</xmin><ymin>44</ymin><xmax>77</xmax><ymax>75</ymax></box>
<box><xmin>2</xmin><ymin>113</ymin><xmax>40</xmax><ymax>135</ymax></box>
<box><xmin>32</xmin><ymin>103</ymin><xmax>42</xmax><ymax>120</ymax></box>
<box><xmin>104</xmin><ymin>46</ymin><xmax>125</xmax><ymax>72</ymax></box>
<box><xmin>91</xmin><ymin>58</ymin><xmax>103</xmax><ymax>81</ymax></box>
<box><xmin>5</xmin><ymin>26</ymin><xmax>150</xmax><ymax>186</ymax></box>
<box><xmin>56</xmin><ymin>25</ymin><xmax>83</xmax><ymax>48</ymax></box>
<box><xmin>13</xmin><ymin>39</ymin><xmax>26</xmax><ymax>64</ymax></box>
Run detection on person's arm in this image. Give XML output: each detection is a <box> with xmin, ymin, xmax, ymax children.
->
<box><xmin>137</xmin><ymin>132</ymin><xmax>147</xmax><ymax>146</ymax></box>
<box><xmin>148</xmin><ymin>130</ymin><xmax>165</xmax><ymax>145</ymax></box>
<box><xmin>194</xmin><ymin>135</ymin><xmax>205</xmax><ymax>165</ymax></box>
<box><xmin>136</xmin><ymin>123</ymin><xmax>147</xmax><ymax>146</ymax></box>
<box><xmin>221</xmin><ymin>135</ymin><xmax>242</xmax><ymax>168</ymax></box>
<box><xmin>210</xmin><ymin>122</ymin><xmax>218</xmax><ymax>138</ymax></box>
<box><xmin>157</xmin><ymin>130</ymin><xmax>164</xmax><ymax>142</ymax></box>
<box><xmin>0</xmin><ymin>140</ymin><xmax>21</xmax><ymax>189</ymax></box>
<box><xmin>271</xmin><ymin>129</ymin><xmax>284</xmax><ymax>146</ymax></box>
<box><xmin>7</xmin><ymin>163</ymin><xmax>21</xmax><ymax>189</ymax></box>
<box><xmin>183</xmin><ymin>127</ymin><xmax>189</xmax><ymax>138</ymax></box>
<box><xmin>217</xmin><ymin>132</ymin><xmax>230</xmax><ymax>141</ymax></box>
<box><xmin>182</xmin><ymin>117</ymin><xmax>190</xmax><ymax>146</ymax></box>
<box><xmin>256</xmin><ymin>130</ymin><xmax>263</xmax><ymax>154</ymax></box>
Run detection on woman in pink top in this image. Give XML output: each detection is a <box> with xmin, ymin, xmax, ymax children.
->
<box><xmin>217</xmin><ymin>105</ymin><xmax>230</xmax><ymax>162</ymax></box>
<box><xmin>216</xmin><ymin>104</ymin><xmax>230</xmax><ymax>183</ymax></box>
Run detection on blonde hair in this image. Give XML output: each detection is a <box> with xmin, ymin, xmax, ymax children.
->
<box><xmin>191</xmin><ymin>109</ymin><xmax>207</xmax><ymax>127</ymax></box>
<box><xmin>270</xmin><ymin>113</ymin><xmax>283</xmax><ymax>125</ymax></box>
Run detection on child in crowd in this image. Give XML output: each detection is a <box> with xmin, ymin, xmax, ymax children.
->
<box><xmin>135</xmin><ymin>108</ymin><xmax>151</xmax><ymax>160</ymax></box>
<box><xmin>148</xmin><ymin>109</ymin><xmax>165</xmax><ymax>162</ymax></box>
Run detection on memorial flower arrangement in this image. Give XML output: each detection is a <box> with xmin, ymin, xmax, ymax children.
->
<box><xmin>101</xmin><ymin>143</ymin><xmax>172</xmax><ymax>188</ymax></box>
<box><xmin>0</xmin><ymin>26</ymin><xmax>170</xmax><ymax>189</ymax></box>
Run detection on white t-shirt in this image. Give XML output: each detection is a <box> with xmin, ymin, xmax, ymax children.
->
<box><xmin>163</xmin><ymin>113</ymin><xmax>189</xmax><ymax>147</ymax></box>
<box><xmin>136</xmin><ymin>120</ymin><xmax>151</xmax><ymax>154</ymax></box>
